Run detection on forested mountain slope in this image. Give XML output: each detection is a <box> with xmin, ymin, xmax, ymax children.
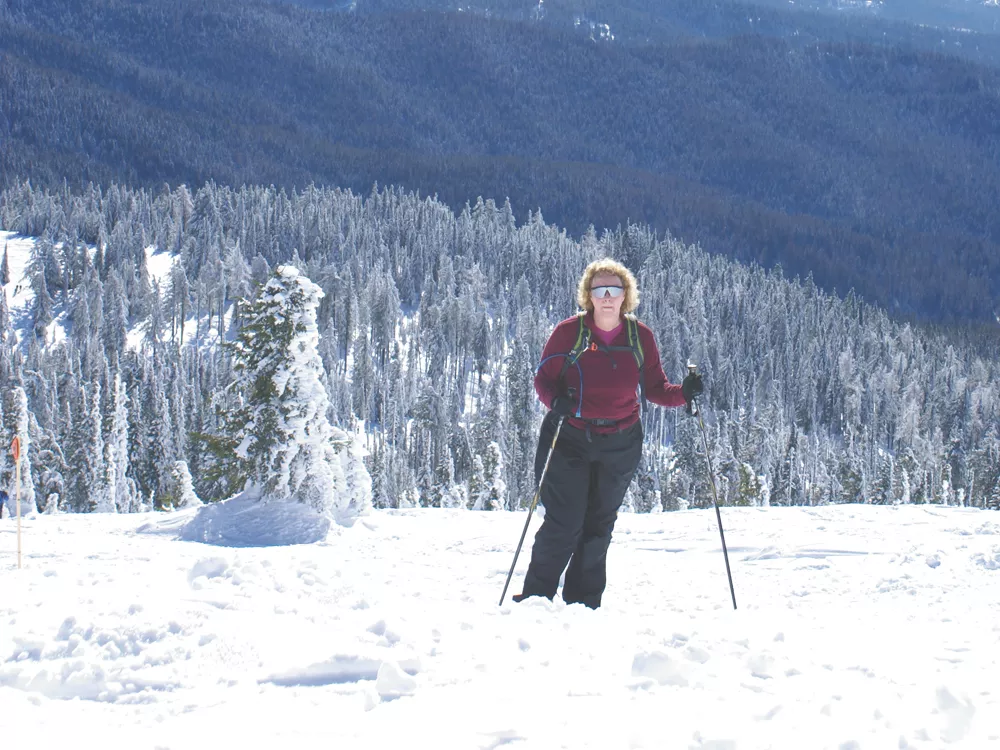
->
<box><xmin>2</xmin><ymin>0</ymin><xmax>999</xmax><ymax>322</ymax></box>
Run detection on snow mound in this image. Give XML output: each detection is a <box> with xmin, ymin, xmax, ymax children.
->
<box><xmin>631</xmin><ymin>650</ymin><xmax>690</xmax><ymax>687</ymax></box>
<box><xmin>375</xmin><ymin>660</ymin><xmax>419</xmax><ymax>699</ymax></box>
<box><xmin>936</xmin><ymin>686</ymin><xmax>976</xmax><ymax>743</ymax></box>
<box><xmin>188</xmin><ymin>556</ymin><xmax>231</xmax><ymax>583</ymax></box>
<box><xmin>972</xmin><ymin>547</ymin><xmax>1000</xmax><ymax>571</ymax></box>
<box><xmin>137</xmin><ymin>493</ymin><xmax>330</xmax><ymax>547</ymax></box>
<box><xmin>974</xmin><ymin>521</ymin><xmax>1000</xmax><ymax>535</ymax></box>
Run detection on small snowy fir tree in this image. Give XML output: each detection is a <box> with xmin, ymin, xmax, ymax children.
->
<box><xmin>736</xmin><ymin>462</ymin><xmax>764</xmax><ymax>507</ymax></box>
<box><xmin>90</xmin><ymin>382</ymin><xmax>114</xmax><ymax>513</ymax></box>
<box><xmin>337</xmin><ymin>419</ymin><xmax>373</xmax><ymax>516</ymax></box>
<box><xmin>939</xmin><ymin>468</ymin><xmax>954</xmax><ymax>506</ymax></box>
<box><xmin>900</xmin><ymin>468</ymin><xmax>912</xmax><ymax>505</ymax></box>
<box><xmin>11</xmin><ymin>387</ymin><xmax>36</xmax><ymax>516</ymax></box>
<box><xmin>170</xmin><ymin>461</ymin><xmax>201</xmax><ymax>508</ymax></box>
<box><xmin>483</xmin><ymin>441</ymin><xmax>507</xmax><ymax>511</ymax></box>
<box><xmin>621</xmin><ymin>486</ymin><xmax>636</xmax><ymax>513</ymax></box>
<box><xmin>227</xmin><ymin>266</ymin><xmax>370</xmax><ymax>521</ymax></box>
<box><xmin>0</xmin><ymin>397</ymin><xmax>8</xmax><ymax>511</ymax></box>
<box><xmin>469</xmin><ymin>454</ymin><xmax>488</xmax><ymax>510</ymax></box>
<box><xmin>759</xmin><ymin>475</ymin><xmax>772</xmax><ymax>508</ymax></box>
<box><xmin>988</xmin><ymin>474</ymin><xmax>1000</xmax><ymax>511</ymax></box>
<box><xmin>104</xmin><ymin>370</ymin><xmax>138</xmax><ymax>513</ymax></box>
<box><xmin>435</xmin><ymin>445</ymin><xmax>466</xmax><ymax>509</ymax></box>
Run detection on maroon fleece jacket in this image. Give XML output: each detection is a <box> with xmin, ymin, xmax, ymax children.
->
<box><xmin>534</xmin><ymin>312</ymin><xmax>686</xmax><ymax>433</ymax></box>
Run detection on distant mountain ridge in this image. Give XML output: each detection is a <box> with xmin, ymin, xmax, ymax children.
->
<box><xmin>755</xmin><ymin>0</ymin><xmax>999</xmax><ymax>36</ymax></box>
<box><xmin>1</xmin><ymin>0</ymin><xmax>999</xmax><ymax>322</ymax></box>
<box><xmin>274</xmin><ymin>0</ymin><xmax>1000</xmax><ymax>64</ymax></box>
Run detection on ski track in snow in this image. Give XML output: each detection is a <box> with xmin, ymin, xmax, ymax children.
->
<box><xmin>1</xmin><ymin>504</ymin><xmax>998</xmax><ymax>748</ymax></box>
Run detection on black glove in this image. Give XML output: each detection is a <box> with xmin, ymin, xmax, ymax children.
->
<box><xmin>682</xmin><ymin>372</ymin><xmax>704</xmax><ymax>403</ymax></box>
<box><xmin>550</xmin><ymin>395</ymin><xmax>575</xmax><ymax>417</ymax></box>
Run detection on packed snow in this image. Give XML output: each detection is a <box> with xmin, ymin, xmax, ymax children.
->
<box><xmin>2</xmin><ymin>502</ymin><xmax>998</xmax><ymax>748</ymax></box>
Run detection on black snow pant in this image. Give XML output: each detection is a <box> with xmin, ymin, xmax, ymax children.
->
<box><xmin>519</xmin><ymin>412</ymin><xmax>643</xmax><ymax>609</ymax></box>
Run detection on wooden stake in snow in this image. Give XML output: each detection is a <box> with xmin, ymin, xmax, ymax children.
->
<box><xmin>11</xmin><ymin>435</ymin><xmax>21</xmax><ymax>569</ymax></box>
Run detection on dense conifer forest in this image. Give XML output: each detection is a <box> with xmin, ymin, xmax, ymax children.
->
<box><xmin>2</xmin><ymin>181</ymin><xmax>999</xmax><ymax>514</ymax></box>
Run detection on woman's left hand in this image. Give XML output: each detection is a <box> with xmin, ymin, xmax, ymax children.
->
<box><xmin>682</xmin><ymin>372</ymin><xmax>704</xmax><ymax>403</ymax></box>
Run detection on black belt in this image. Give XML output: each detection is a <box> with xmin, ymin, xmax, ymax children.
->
<box><xmin>571</xmin><ymin>416</ymin><xmax>640</xmax><ymax>442</ymax></box>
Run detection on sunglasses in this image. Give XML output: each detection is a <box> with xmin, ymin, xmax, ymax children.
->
<box><xmin>591</xmin><ymin>285</ymin><xmax>624</xmax><ymax>299</ymax></box>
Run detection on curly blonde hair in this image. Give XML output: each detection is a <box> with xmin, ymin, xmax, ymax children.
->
<box><xmin>576</xmin><ymin>258</ymin><xmax>639</xmax><ymax>314</ymax></box>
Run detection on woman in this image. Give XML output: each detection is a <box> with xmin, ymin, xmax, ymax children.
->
<box><xmin>514</xmin><ymin>258</ymin><xmax>703</xmax><ymax>609</ymax></box>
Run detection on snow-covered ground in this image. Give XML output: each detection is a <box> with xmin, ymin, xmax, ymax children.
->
<box><xmin>2</xmin><ymin>503</ymin><xmax>998</xmax><ymax>749</ymax></box>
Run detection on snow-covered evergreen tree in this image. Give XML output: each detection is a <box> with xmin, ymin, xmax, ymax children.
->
<box><xmin>31</xmin><ymin>271</ymin><xmax>55</xmax><ymax>342</ymax></box>
<box><xmin>106</xmin><ymin>369</ymin><xmax>137</xmax><ymax>513</ymax></box>
<box><xmin>144</xmin><ymin>355</ymin><xmax>177</xmax><ymax>508</ymax></box>
<box><xmin>337</xmin><ymin>419</ymin><xmax>374</xmax><ymax>518</ymax></box>
<box><xmin>736</xmin><ymin>462</ymin><xmax>764</xmax><ymax>507</ymax></box>
<box><xmin>469</xmin><ymin>454</ymin><xmax>488</xmax><ymax>511</ymax></box>
<box><xmin>170</xmin><ymin>460</ymin><xmax>201</xmax><ymax>508</ymax></box>
<box><xmin>899</xmin><ymin>468</ymin><xmax>912</xmax><ymax>505</ymax></box>
<box><xmin>482</xmin><ymin>441</ymin><xmax>507</xmax><ymax>511</ymax></box>
<box><xmin>939</xmin><ymin>465</ymin><xmax>955</xmax><ymax>506</ymax></box>
<box><xmin>0</xmin><ymin>292</ymin><xmax>16</xmax><ymax>387</ymax></box>
<box><xmin>226</xmin><ymin>266</ymin><xmax>370</xmax><ymax>521</ymax></box>
<box><xmin>872</xmin><ymin>448</ymin><xmax>896</xmax><ymax>506</ymax></box>
<box><xmin>988</xmin><ymin>473</ymin><xmax>1000</xmax><ymax>511</ymax></box>
<box><xmin>0</xmin><ymin>397</ymin><xmax>8</xmax><ymax>510</ymax></box>
<box><xmin>10</xmin><ymin>387</ymin><xmax>37</xmax><ymax>516</ymax></box>
<box><xmin>88</xmin><ymin>382</ymin><xmax>114</xmax><ymax>513</ymax></box>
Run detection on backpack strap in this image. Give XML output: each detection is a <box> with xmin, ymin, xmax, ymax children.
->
<box><xmin>625</xmin><ymin>314</ymin><xmax>644</xmax><ymax>371</ymax></box>
<box><xmin>625</xmin><ymin>314</ymin><xmax>646</xmax><ymax>403</ymax></box>
<box><xmin>557</xmin><ymin>312</ymin><xmax>593</xmax><ymax>381</ymax></box>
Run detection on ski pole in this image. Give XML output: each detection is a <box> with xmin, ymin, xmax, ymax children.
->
<box><xmin>687</xmin><ymin>363</ymin><xmax>737</xmax><ymax>610</ymax></box>
<box><xmin>499</xmin><ymin>415</ymin><xmax>565</xmax><ymax>606</ymax></box>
